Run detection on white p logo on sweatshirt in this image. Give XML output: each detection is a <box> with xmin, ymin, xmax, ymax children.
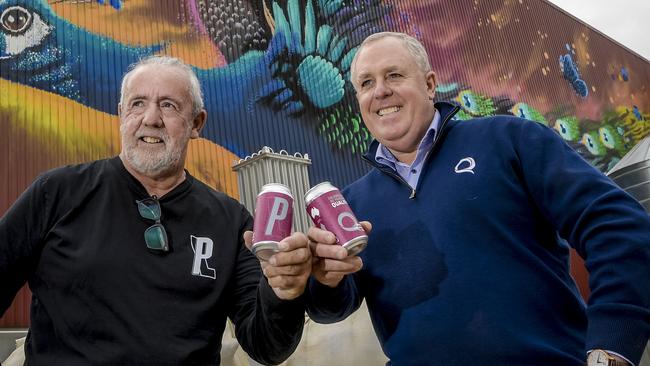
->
<box><xmin>191</xmin><ymin>235</ymin><xmax>216</xmax><ymax>279</ymax></box>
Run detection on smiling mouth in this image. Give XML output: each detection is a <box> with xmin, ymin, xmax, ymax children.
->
<box><xmin>377</xmin><ymin>106</ymin><xmax>401</xmax><ymax>116</ymax></box>
<box><xmin>141</xmin><ymin>136</ymin><xmax>163</xmax><ymax>144</ymax></box>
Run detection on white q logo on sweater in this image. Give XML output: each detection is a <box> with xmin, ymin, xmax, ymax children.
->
<box><xmin>454</xmin><ymin>157</ymin><xmax>476</xmax><ymax>174</ymax></box>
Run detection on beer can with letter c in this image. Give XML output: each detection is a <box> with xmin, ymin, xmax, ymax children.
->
<box><xmin>305</xmin><ymin>182</ymin><xmax>367</xmax><ymax>256</ymax></box>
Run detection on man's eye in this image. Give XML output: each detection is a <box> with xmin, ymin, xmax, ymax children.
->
<box><xmin>361</xmin><ymin>80</ymin><xmax>372</xmax><ymax>88</ymax></box>
<box><xmin>388</xmin><ymin>73</ymin><xmax>402</xmax><ymax>79</ymax></box>
<box><xmin>161</xmin><ymin>102</ymin><xmax>176</xmax><ymax>109</ymax></box>
<box><xmin>131</xmin><ymin>101</ymin><xmax>144</xmax><ymax>108</ymax></box>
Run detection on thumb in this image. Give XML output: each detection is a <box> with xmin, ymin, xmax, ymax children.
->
<box><xmin>360</xmin><ymin>221</ymin><xmax>372</xmax><ymax>234</ymax></box>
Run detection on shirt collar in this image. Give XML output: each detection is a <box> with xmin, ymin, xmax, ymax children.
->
<box><xmin>375</xmin><ymin>109</ymin><xmax>441</xmax><ymax>168</ymax></box>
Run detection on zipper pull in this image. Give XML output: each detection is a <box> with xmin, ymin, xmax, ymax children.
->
<box><xmin>409</xmin><ymin>189</ymin><xmax>416</xmax><ymax>199</ymax></box>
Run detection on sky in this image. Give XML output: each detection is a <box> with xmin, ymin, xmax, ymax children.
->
<box><xmin>545</xmin><ymin>0</ymin><xmax>650</xmax><ymax>61</ymax></box>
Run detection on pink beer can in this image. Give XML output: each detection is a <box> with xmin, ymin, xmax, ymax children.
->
<box><xmin>305</xmin><ymin>182</ymin><xmax>367</xmax><ymax>256</ymax></box>
<box><xmin>252</xmin><ymin>183</ymin><xmax>294</xmax><ymax>260</ymax></box>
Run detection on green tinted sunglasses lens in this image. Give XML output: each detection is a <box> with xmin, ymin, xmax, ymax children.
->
<box><xmin>144</xmin><ymin>224</ymin><xmax>169</xmax><ymax>251</ymax></box>
<box><xmin>137</xmin><ymin>199</ymin><xmax>161</xmax><ymax>220</ymax></box>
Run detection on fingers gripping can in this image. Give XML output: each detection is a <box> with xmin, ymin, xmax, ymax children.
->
<box><xmin>305</xmin><ymin>182</ymin><xmax>367</xmax><ymax>256</ymax></box>
<box><xmin>252</xmin><ymin>183</ymin><xmax>294</xmax><ymax>260</ymax></box>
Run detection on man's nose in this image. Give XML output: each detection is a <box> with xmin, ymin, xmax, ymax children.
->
<box><xmin>373</xmin><ymin>80</ymin><xmax>392</xmax><ymax>98</ymax></box>
<box><xmin>142</xmin><ymin>105</ymin><xmax>163</xmax><ymax>127</ymax></box>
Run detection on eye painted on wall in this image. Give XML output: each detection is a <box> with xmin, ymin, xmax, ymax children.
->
<box><xmin>1</xmin><ymin>6</ymin><xmax>33</xmax><ymax>35</ymax></box>
<box><xmin>0</xmin><ymin>4</ymin><xmax>51</xmax><ymax>58</ymax></box>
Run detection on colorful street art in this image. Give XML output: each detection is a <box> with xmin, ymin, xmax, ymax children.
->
<box><xmin>1</xmin><ymin>0</ymin><xmax>649</xmax><ymax>213</ymax></box>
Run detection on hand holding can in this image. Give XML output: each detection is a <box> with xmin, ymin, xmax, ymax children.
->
<box><xmin>252</xmin><ymin>183</ymin><xmax>294</xmax><ymax>260</ymax></box>
<box><xmin>305</xmin><ymin>182</ymin><xmax>367</xmax><ymax>256</ymax></box>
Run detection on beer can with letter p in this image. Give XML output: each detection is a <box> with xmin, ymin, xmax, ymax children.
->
<box><xmin>305</xmin><ymin>182</ymin><xmax>367</xmax><ymax>256</ymax></box>
<box><xmin>252</xmin><ymin>183</ymin><xmax>294</xmax><ymax>260</ymax></box>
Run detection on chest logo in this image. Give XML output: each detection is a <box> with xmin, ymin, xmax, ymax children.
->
<box><xmin>454</xmin><ymin>157</ymin><xmax>476</xmax><ymax>174</ymax></box>
<box><xmin>191</xmin><ymin>235</ymin><xmax>216</xmax><ymax>279</ymax></box>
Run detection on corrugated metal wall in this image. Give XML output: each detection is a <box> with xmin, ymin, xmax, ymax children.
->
<box><xmin>1</xmin><ymin>0</ymin><xmax>649</xmax><ymax>326</ymax></box>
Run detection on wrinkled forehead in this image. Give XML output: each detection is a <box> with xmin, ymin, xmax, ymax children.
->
<box><xmin>353</xmin><ymin>39</ymin><xmax>412</xmax><ymax>77</ymax></box>
<box><xmin>124</xmin><ymin>65</ymin><xmax>191</xmax><ymax>100</ymax></box>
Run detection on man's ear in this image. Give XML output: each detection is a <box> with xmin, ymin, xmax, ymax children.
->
<box><xmin>425</xmin><ymin>71</ymin><xmax>436</xmax><ymax>100</ymax></box>
<box><xmin>117</xmin><ymin>103</ymin><xmax>122</xmax><ymax>118</ymax></box>
<box><xmin>190</xmin><ymin>110</ymin><xmax>207</xmax><ymax>139</ymax></box>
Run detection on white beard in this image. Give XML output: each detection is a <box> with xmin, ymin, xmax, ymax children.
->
<box><xmin>123</xmin><ymin>145</ymin><xmax>182</xmax><ymax>176</ymax></box>
<box><xmin>121</xmin><ymin>126</ymin><xmax>191</xmax><ymax>177</ymax></box>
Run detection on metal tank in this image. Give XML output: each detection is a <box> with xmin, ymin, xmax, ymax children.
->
<box><xmin>232</xmin><ymin>146</ymin><xmax>312</xmax><ymax>234</ymax></box>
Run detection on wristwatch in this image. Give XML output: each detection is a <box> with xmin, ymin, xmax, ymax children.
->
<box><xmin>587</xmin><ymin>349</ymin><xmax>629</xmax><ymax>366</ymax></box>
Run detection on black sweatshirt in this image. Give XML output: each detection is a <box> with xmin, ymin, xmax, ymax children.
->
<box><xmin>0</xmin><ymin>157</ymin><xmax>305</xmax><ymax>365</ymax></box>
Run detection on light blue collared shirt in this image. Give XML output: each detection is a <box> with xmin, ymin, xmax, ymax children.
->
<box><xmin>375</xmin><ymin>109</ymin><xmax>441</xmax><ymax>189</ymax></box>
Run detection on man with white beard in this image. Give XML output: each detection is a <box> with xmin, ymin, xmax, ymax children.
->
<box><xmin>0</xmin><ymin>56</ymin><xmax>311</xmax><ymax>365</ymax></box>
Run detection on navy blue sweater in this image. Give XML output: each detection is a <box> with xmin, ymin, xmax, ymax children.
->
<box><xmin>306</xmin><ymin>102</ymin><xmax>650</xmax><ymax>365</ymax></box>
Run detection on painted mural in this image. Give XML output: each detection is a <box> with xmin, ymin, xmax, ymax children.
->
<box><xmin>1</xmin><ymin>0</ymin><xmax>649</xmax><ymax>214</ymax></box>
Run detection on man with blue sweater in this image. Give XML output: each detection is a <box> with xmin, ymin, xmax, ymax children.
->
<box><xmin>305</xmin><ymin>32</ymin><xmax>650</xmax><ymax>366</ymax></box>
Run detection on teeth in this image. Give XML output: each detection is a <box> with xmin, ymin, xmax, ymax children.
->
<box><xmin>378</xmin><ymin>106</ymin><xmax>401</xmax><ymax>116</ymax></box>
<box><xmin>142</xmin><ymin>136</ymin><xmax>162</xmax><ymax>143</ymax></box>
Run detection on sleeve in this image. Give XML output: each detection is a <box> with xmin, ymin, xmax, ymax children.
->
<box><xmin>303</xmin><ymin>184</ymin><xmax>366</xmax><ymax>324</ymax></box>
<box><xmin>513</xmin><ymin>119</ymin><xmax>650</xmax><ymax>364</ymax></box>
<box><xmin>226</xmin><ymin>205</ymin><xmax>306</xmax><ymax>365</ymax></box>
<box><xmin>0</xmin><ymin>176</ymin><xmax>49</xmax><ymax>315</ymax></box>
<box><xmin>304</xmin><ymin>275</ymin><xmax>363</xmax><ymax>324</ymax></box>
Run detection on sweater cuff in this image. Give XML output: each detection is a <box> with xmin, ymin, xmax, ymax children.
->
<box><xmin>586</xmin><ymin>304</ymin><xmax>650</xmax><ymax>365</ymax></box>
<box><xmin>305</xmin><ymin>277</ymin><xmax>358</xmax><ymax>323</ymax></box>
<box><xmin>258</xmin><ymin>277</ymin><xmax>306</xmax><ymax>320</ymax></box>
<box><xmin>307</xmin><ymin>277</ymin><xmax>352</xmax><ymax>302</ymax></box>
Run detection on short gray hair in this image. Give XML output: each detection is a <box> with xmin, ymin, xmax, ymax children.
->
<box><xmin>120</xmin><ymin>56</ymin><xmax>204</xmax><ymax>117</ymax></box>
<box><xmin>350</xmin><ymin>32</ymin><xmax>432</xmax><ymax>82</ymax></box>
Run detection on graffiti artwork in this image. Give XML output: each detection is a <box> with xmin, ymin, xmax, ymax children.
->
<box><xmin>1</xmin><ymin>0</ymin><xmax>649</xmax><ymax>210</ymax></box>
